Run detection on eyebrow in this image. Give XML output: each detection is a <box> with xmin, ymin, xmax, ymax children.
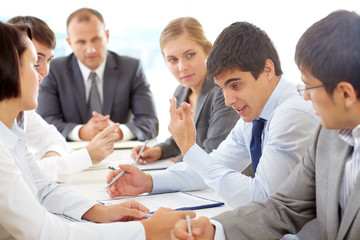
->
<box><xmin>224</xmin><ymin>78</ymin><xmax>241</xmax><ymax>87</ymax></box>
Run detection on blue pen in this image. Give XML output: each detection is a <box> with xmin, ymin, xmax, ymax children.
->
<box><xmin>105</xmin><ymin>140</ymin><xmax>149</xmax><ymax>189</ymax></box>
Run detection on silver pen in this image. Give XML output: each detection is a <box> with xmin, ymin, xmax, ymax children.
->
<box><xmin>105</xmin><ymin>140</ymin><xmax>149</xmax><ymax>189</ymax></box>
<box><xmin>186</xmin><ymin>215</ymin><xmax>192</xmax><ymax>236</ymax></box>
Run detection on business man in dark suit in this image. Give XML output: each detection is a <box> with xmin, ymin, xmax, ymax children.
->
<box><xmin>172</xmin><ymin>10</ymin><xmax>360</xmax><ymax>240</ymax></box>
<box><xmin>37</xmin><ymin>8</ymin><xmax>158</xmax><ymax>141</ymax></box>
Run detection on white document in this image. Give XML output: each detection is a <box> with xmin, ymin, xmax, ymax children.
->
<box><xmin>87</xmin><ymin>149</ymin><xmax>174</xmax><ymax>171</ymax></box>
<box><xmin>67</xmin><ymin>140</ymin><xmax>144</xmax><ymax>150</ymax></box>
<box><xmin>99</xmin><ymin>192</ymin><xmax>224</xmax><ymax>213</ymax></box>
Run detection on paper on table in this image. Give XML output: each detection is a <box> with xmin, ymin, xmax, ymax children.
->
<box><xmin>87</xmin><ymin>149</ymin><xmax>175</xmax><ymax>171</ymax></box>
<box><xmin>67</xmin><ymin>140</ymin><xmax>144</xmax><ymax>150</ymax></box>
<box><xmin>99</xmin><ymin>192</ymin><xmax>224</xmax><ymax>213</ymax></box>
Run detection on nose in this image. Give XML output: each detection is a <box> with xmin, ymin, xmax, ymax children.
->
<box><xmin>37</xmin><ymin>71</ymin><xmax>43</xmax><ymax>84</ymax></box>
<box><xmin>36</xmin><ymin>62</ymin><xmax>48</xmax><ymax>80</ymax></box>
<box><xmin>86</xmin><ymin>43</ymin><xmax>96</xmax><ymax>54</ymax></box>
<box><xmin>223</xmin><ymin>90</ymin><xmax>235</xmax><ymax>107</ymax></box>
<box><xmin>178</xmin><ymin>59</ymin><xmax>188</xmax><ymax>72</ymax></box>
<box><xmin>303</xmin><ymin>89</ymin><xmax>311</xmax><ymax>101</ymax></box>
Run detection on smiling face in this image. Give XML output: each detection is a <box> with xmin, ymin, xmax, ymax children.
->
<box><xmin>214</xmin><ymin>66</ymin><xmax>275</xmax><ymax>122</ymax></box>
<box><xmin>163</xmin><ymin>34</ymin><xmax>208</xmax><ymax>92</ymax></box>
<box><xmin>66</xmin><ymin>14</ymin><xmax>109</xmax><ymax>70</ymax></box>
<box><xmin>20</xmin><ymin>37</ymin><xmax>41</xmax><ymax>111</ymax></box>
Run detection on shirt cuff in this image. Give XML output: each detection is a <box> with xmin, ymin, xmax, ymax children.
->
<box><xmin>68</xmin><ymin>124</ymin><xmax>83</xmax><ymax>141</ymax></box>
<box><xmin>151</xmin><ymin>170</ymin><xmax>175</xmax><ymax>193</ymax></box>
<box><xmin>210</xmin><ymin>219</ymin><xmax>226</xmax><ymax>240</ymax></box>
<box><xmin>120</xmin><ymin>124</ymin><xmax>135</xmax><ymax>141</ymax></box>
<box><xmin>63</xmin><ymin>148</ymin><xmax>92</xmax><ymax>174</ymax></box>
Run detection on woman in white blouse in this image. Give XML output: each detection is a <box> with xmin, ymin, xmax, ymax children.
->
<box><xmin>0</xmin><ymin>22</ymin><xmax>194</xmax><ymax>240</ymax></box>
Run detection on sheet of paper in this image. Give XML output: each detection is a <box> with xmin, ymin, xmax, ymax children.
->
<box><xmin>99</xmin><ymin>192</ymin><xmax>223</xmax><ymax>213</ymax></box>
<box><xmin>67</xmin><ymin>140</ymin><xmax>144</xmax><ymax>150</ymax></box>
<box><xmin>87</xmin><ymin>149</ymin><xmax>174</xmax><ymax>171</ymax></box>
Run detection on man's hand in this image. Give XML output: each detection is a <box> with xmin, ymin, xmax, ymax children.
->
<box><xmin>82</xmin><ymin>200</ymin><xmax>149</xmax><ymax>223</ymax></box>
<box><xmin>171</xmin><ymin>216</ymin><xmax>215</xmax><ymax>240</ymax></box>
<box><xmin>131</xmin><ymin>145</ymin><xmax>162</xmax><ymax>164</ymax></box>
<box><xmin>168</xmin><ymin>97</ymin><xmax>196</xmax><ymax>156</ymax></box>
<box><xmin>86</xmin><ymin>124</ymin><xmax>120</xmax><ymax>164</ymax></box>
<box><xmin>142</xmin><ymin>208</ymin><xmax>196</xmax><ymax>240</ymax></box>
<box><xmin>106</xmin><ymin>164</ymin><xmax>153</xmax><ymax>198</ymax></box>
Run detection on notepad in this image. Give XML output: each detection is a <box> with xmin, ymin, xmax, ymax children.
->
<box><xmin>99</xmin><ymin>192</ymin><xmax>224</xmax><ymax>213</ymax></box>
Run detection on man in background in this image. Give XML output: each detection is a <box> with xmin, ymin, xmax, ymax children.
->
<box><xmin>37</xmin><ymin>8</ymin><xmax>158</xmax><ymax>141</ymax></box>
<box><xmin>8</xmin><ymin>16</ymin><xmax>119</xmax><ymax>182</ymax></box>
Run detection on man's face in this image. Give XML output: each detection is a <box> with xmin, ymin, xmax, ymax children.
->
<box><xmin>301</xmin><ymin>70</ymin><xmax>351</xmax><ymax>129</ymax></box>
<box><xmin>66</xmin><ymin>15</ymin><xmax>109</xmax><ymax>70</ymax></box>
<box><xmin>214</xmin><ymin>68</ymin><xmax>273</xmax><ymax>122</ymax></box>
<box><xmin>32</xmin><ymin>40</ymin><xmax>54</xmax><ymax>79</ymax></box>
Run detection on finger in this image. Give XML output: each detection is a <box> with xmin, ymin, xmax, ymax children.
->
<box><xmin>106</xmin><ymin>169</ymin><xmax>122</xmax><ymax>183</ymax></box>
<box><xmin>169</xmin><ymin>97</ymin><xmax>177</xmax><ymax>115</ymax></box>
<box><xmin>96</xmin><ymin>124</ymin><xmax>120</xmax><ymax>139</ymax></box>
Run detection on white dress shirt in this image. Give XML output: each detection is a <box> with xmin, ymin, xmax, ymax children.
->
<box><xmin>152</xmin><ymin>78</ymin><xmax>319</xmax><ymax>209</ymax></box>
<box><xmin>68</xmin><ymin>58</ymin><xmax>135</xmax><ymax>141</ymax></box>
<box><xmin>0</xmin><ymin>120</ymin><xmax>145</xmax><ymax>240</ymax></box>
<box><xmin>24</xmin><ymin>110</ymin><xmax>92</xmax><ymax>182</ymax></box>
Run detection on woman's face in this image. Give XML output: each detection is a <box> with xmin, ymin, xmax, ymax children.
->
<box><xmin>19</xmin><ymin>37</ymin><xmax>41</xmax><ymax>111</ymax></box>
<box><xmin>163</xmin><ymin>34</ymin><xmax>209</xmax><ymax>90</ymax></box>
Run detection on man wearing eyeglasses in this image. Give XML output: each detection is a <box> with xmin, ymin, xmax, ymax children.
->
<box><xmin>108</xmin><ymin>20</ymin><xmax>320</xmax><ymax>239</ymax></box>
<box><xmin>172</xmin><ymin>10</ymin><xmax>360</xmax><ymax>240</ymax></box>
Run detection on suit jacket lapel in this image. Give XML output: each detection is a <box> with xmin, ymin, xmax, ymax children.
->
<box><xmin>102</xmin><ymin>53</ymin><xmax>118</xmax><ymax>116</ymax></box>
<box><xmin>193</xmin><ymin>79</ymin><xmax>213</xmax><ymax>124</ymax></box>
<box><xmin>321</xmin><ymin>135</ymin><xmax>351</xmax><ymax>239</ymax></box>
<box><xmin>338</xmin><ymin>153</ymin><xmax>360</xmax><ymax>239</ymax></box>
<box><xmin>69</xmin><ymin>56</ymin><xmax>88</xmax><ymax>122</ymax></box>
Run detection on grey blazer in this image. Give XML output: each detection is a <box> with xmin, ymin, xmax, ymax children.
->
<box><xmin>157</xmin><ymin>78</ymin><xmax>239</xmax><ymax>162</ymax></box>
<box><xmin>214</xmin><ymin>126</ymin><xmax>359</xmax><ymax>240</ymax></box>
<box><xmin>36</xmin><ymin>51</ymin><xmax>158</xmax><ymax>140</ymax></box>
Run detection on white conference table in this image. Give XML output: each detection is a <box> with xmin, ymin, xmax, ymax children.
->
<box><xmin>65</xmin><ymin>148</ymin><xmax>233</xmax><ymax>218</ymax></box>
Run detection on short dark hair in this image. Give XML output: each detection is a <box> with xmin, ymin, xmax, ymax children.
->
<box><xmin>0</xmin><ymin>22</ymin><xmax>32</xmax><ymax>100</ymax></box>
<box><xmin>66</xmin><ymin>8</ymin><xmax>105</xmax><ymax>33</ymax></box>
<box><xmin>207</xmin><ymin>21</ymin><xmax>283</xmax><ymax>81</ymax></box>
<box><xmin>8</xmin><ymin>16</ymin><xmax>56</xmax><ymax>50</ymax></box>
<box><xmin>295</xmin><ymin>10</ymin><xmax>360</xmax><ymax>98</ymax></box>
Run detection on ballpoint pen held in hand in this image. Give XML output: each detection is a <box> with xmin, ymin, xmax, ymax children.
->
<box><xmin>105</xmin><ymin>140</ymin><xmax>149</xmax><ymax>189</ymax></box>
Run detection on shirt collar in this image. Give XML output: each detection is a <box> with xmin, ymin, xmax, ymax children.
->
<box><xmin>259</xmin><ymin>77</ymin><xmax>295</xmax><ymax>121</ymax></box>
<box><xmin>77</xmin><ymin>54</ymin><xmax>107</xmax><ymax>83</ymax></box>
<box><xmin>338</xmin><ymin>125</ymin><xmax>360</xmax><ymax>147</ymax></box>
<box><xmin>0</xmin><ymin>121</ymin><xmax>25</xmax><ymax>150</ymax></box>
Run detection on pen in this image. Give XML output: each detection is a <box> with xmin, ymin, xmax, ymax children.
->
<box><xmin>105</xmin><ymin>140</ymin><xmax>149</xmax><ymax>189</ymax></box>
<box><xmin>186</xmin><ymin>215</ymin><xmax>192</xmax><ymax>236</ymax></box>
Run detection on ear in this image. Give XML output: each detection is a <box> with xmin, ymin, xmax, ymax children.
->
<box><xmin>66</xmin><ymin>37</ymin><xmax>71</xmax><ymax>47</ymax></box>
<box><xmin>105</xmin><ymin>29</ymin><xmax>110</xmax><ymax>43</ymax></box>
<box><xmin>263</xmin><ymin>59</ymin><xmax>275</xmax><ymax>80</ymax></box>
<box><xmin>337</xmin><ymin>82</ymin><xmax>358</xmax><ymax>108</ymax></box>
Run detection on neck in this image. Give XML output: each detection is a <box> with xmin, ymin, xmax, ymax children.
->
<box><xmin>0</xmin><ymin>99</ymin><xmax>20</xmax><ymax>128</ymax></box>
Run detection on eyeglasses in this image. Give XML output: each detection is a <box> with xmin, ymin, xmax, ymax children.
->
<box><xmin>297</xmin><ymin>83</ymin><xmax>331</xmax><ymax>96</ymax></box>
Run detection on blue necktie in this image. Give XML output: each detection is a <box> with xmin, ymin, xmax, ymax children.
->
<box><xmin>250</xmin><ymin>118</ymin><xmax>266</xmax><ymax>173</ymax></box>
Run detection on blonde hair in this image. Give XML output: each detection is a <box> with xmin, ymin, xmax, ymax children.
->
<box><xmin>160</xmin><ymin>17</ymin><xmax>211</xmax><ymax>56</ymax></box>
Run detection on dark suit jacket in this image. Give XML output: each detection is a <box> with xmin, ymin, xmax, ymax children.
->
<box><xmin>36</xmin><ymin>51</ymin><xmax>158</xmax><ymax>140</ymax></box>
<box><xmin>157</xmin><ymin>78</ymin><xmax>239</xmax><ymax>162</ymax></box>
<box><xmin>214</xmin><ymin>126</ymin><xmax>360</xmax><ymax>240</ymax></box>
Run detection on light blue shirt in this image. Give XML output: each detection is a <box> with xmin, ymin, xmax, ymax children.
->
<box><xmin>152</xmin><ymin>78</ymin><xmax>319</xmax><ymax>209</ymax></box>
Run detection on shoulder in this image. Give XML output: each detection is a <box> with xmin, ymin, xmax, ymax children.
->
<box><xmin>107</xmin><ymin>51</ymin><xmax>141</xmax><ymax>67</ymax></box>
